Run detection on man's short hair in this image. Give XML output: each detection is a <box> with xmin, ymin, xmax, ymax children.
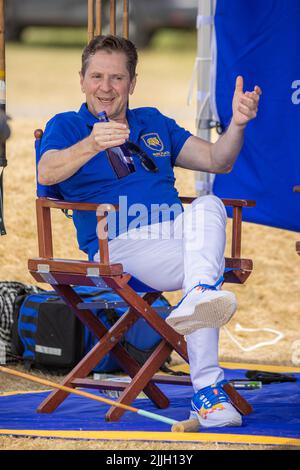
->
<box><xmin>81</xmin><ymin>34</ymin><xmax>138</xmax><ymax>80</ymax></box>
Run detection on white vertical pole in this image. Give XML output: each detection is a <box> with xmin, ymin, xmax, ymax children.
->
<box><xmin>0</xmin><ymin>0</ymin><xmax>7</xmax><ymax>235</ymax></box>
<box><xmin>195</xmin><ymin>0</ymin><xmax>216</xmax><ymax>196</ymax></box>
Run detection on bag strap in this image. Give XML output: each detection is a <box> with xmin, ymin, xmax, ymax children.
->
<box><xmin>0</xmin><ymin>169</ymin><xmax>6</xmax><ymax>235</ymax></box>
<box><xmin>122</xmin><ymin>341</ymin><xmax>188</xmax><ymax>376</ymax></box>
<box><xmin>159</xmin><ymin>363</ymin><xmax>189</xmax><ymax>376</ymax></box>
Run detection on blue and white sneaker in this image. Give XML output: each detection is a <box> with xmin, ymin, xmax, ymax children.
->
<box><xmin>166</xmin><ymin>286</ymin><xmax>237</xmax><ymax>335</ymax></box>
<box><xmin>190</xmin><ymin>380</ymin><xmax>242</xmax><ymax>428</ymax></box>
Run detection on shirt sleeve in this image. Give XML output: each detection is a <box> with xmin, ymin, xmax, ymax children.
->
<box><xmin>163</xmin><ymin>114</ymin><xmax>192</xmax><ymax>166</ymax></box>
<box><xmin>40</xmin><ymin>113</ymin><xmax>82</xmax><ymax>157</ymax></box>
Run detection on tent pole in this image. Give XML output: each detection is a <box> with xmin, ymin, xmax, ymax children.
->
<box><xmin>0</xmin><ymin>0</ymin><xmax>7</xmax><ymax>235</ymax></box>
<box><xmin>195</xmin><ymin>0</ymin><xmax>216</xmax><ymax>196</ymax></box>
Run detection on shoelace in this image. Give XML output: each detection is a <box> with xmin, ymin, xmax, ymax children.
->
<box><xmin>193</xmin><ymin>380</ymin><xmax>229</xmax><ymax>409</ymax></box>
<box><xmin>175</xmin><ymin>276</ymin><xmax>224</xmax><ymax>309</ymax></box>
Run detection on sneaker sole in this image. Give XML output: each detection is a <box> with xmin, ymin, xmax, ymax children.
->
<box><xmin>166</xmin><ymin>293</ymin><xmax>237</xmax><ymax>335</ymax></box>
<box><xmin>189</xmin><ymin>410</ymin><xmax>242</xmax><ymax>428</ymax></box>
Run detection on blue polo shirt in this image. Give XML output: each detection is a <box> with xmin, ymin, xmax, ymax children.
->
<box><xmin>40</xmin><ymin>103</ymin><xmax>192</xmax><ymax>260</ymax></box>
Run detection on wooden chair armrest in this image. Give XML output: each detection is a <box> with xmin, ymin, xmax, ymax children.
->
<box><xmin>221</xmin><ymin>198</ymin><xmax>256</xmax><ymax>208</ymax></box>
<box><xmin>180</xmin><ymin>196</ymin><xmax>255</xmax><ymax>207</ymax></box>
<box><xmin>28</xmin><ymin>258</ymin><xmax>124</xmax><ymax>276</ymax></box>
<box><xmin>36</xmin><ymin>193</ymin><xmax>255</xmax><ymax>268</ymax></box>
<box><xmin>179</xmin><ymin>195</ymin><xmax>255</xmax><ymax>258</ymax></box>
<box><xmin>36</xmin><ymin>197</ymin><xmax>117</xmax><ymax>265</ymax></box>
<box><xmin>37</xmin><ymin>197</ymin><xmax>118</xmax><ymax>212</ymax></box>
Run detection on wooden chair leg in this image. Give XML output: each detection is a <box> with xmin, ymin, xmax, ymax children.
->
<box><xmin>106</xmin><ymin>340</ymin><xmax>173</xmax><ymax>422</ymax></box>
<box><xmin>113</xmin><ymin>283</ymin><xmax>189</xmax><ymax>361</ymax></box>
<box><xmin>38</xmin><ymin>322</ymin><xmax>170</xmax><ymax>413</ymax></box>
<box><xmin>37</xmin><ymin>314</ymin><xmax>133</xmax><ymax>412</ymax></box>
<box><xmin>37</xmin><ymin>286</ymin><xmax>171</xmax><ymax>413</ymax></box>
<box><xmin>37</xmin><ymin>286</ymin><xmax>173</xmax><ymax>413</ymax></box>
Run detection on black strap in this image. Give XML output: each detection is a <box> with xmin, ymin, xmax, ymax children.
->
<box><xmin>0</xmin><ymin>110</ymin><xmax>9</xmax><ymax>235</ymax></box>
<box><xmin>159</xmin><ymin>363</ymin><xmax>189</xmax><ymax>376</ymax></box>
<box><xmin>0</xmin><ymin>168</ymin><xmax>6</xmax><ymax>235</ymax></box>
<box><xmin>61</xmin><ymin>208</ymin><xmax>73</xmax><ymax>219</ymax></box>
<box><xmin>246</xmin><ymin>370</ymin><xmax>296</xmax><ymax>384</ymax></box>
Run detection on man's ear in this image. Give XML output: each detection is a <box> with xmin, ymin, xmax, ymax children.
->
<box><xmin>79</xmin><ymin>71</ymin><xmax>85</xmax><ymax>93</ymax></box>
<box><xmin>129</xmin><ymin>75</ymin><xmax>137</xmax><ymax>95</ymax></box>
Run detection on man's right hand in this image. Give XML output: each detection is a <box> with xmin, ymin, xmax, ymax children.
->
<box><xmin>38</xmin><ymin>121</ymin><xmax>130</xmax><ymax>186</ymax></box>
<box><xmin>90</xmin><ymin>120</ymin><xmax>130</xmax><ymax>152</ymax></box>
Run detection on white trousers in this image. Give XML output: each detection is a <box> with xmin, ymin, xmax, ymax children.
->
<box><xmin>94</xmin><ymin>195</ymin><xmax>227</xmax><ymax>391</ymax></box>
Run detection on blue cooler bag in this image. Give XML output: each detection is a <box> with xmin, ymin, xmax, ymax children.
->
<box><xmin>12</xmin><ymin>286</ymin><xmax>171</xmax><ymax>372</ymax></box>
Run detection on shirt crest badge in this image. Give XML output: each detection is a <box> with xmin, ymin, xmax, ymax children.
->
<box><xmin>141</xmin><ymin>133</ymin><xmax>164</xmax><ymax>152</ymax></box>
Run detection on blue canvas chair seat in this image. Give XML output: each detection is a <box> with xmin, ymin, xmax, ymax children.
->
<box><xmin>28</xmin><ymin>129</ymin><xmax>254</xmax><ymax>422</ymax></box>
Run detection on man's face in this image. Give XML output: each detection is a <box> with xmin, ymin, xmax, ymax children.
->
<box><xmin>80</xmin><ymin>50</ymin><xmax>136</xmax><ymax>121</ymax></box>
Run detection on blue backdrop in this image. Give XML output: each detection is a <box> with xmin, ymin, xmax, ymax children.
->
<box><xmin>213</xmin><ymin>0</ymin><xmax>300</xmax><ymax>231</ymax></box>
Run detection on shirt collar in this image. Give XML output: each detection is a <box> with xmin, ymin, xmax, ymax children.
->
<box><xmin>77</xmin><ymin>103</ymin><xmax>146</xmax><ymax>141</ymax></box>
<box><xmin>78</xmin><ymin>103</ymin><xmax>99</xmax><ymax>128</ymax></box>
<box><xmin>126</xmin><ymin>108</ymin><xmax>147</xmax><ymax>143</ymax></box>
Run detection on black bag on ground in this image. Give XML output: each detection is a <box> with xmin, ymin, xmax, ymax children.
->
<box><xmin>0</xmin><ymin>281</ymin><xmax>44</xmax><ymax>363</ymax></box>
<box><xmin>11</xmin><ymin>291</ymin><xmax>85</xmax><ymax>370</ymax></box>
<box><xmin>11</xmin><ymin>286</ymin><xmax>172</xmax><ymax>373</ymax></box>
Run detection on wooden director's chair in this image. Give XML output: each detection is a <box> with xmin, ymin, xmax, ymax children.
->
<box><xmin>28</xmin><ymin>0</ymin><xmax>255</xmax><ymax>422</ymax></box>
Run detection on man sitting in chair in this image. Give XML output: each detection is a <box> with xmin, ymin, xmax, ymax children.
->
<box><xmin>38</xmin><ymin>35</ymin><xmax>261</xmax><ymax>428</ymax></box>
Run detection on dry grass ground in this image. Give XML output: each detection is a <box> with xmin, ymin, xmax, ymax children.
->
<box><xmin>0</xmin><ymin>41</ymin><xmax>299</xmax><ymax>450</ymax></box>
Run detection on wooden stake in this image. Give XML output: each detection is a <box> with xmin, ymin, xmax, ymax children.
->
<box><xmin>123</xmin><ymin>0</ymin><xmax>129</xmax><ymax>39</ymax></box>
<box><xmin>0</xmin><ymin>0</ymin><xmax>7</xmax><ymax>235</ymax></box>
<box><xmin>95</xmin><ymin>0</ymin><xmax>102</xmax><ymax>36</ymax></box>
<box><xmin>110</xmin><ymin>0</ymin><xmax>116</xmax><ymax>35</ymax></box>
<box><xmin>87</xmin><ymin>0</ymin><xmax>94</xmax><ymax>42</ymax></box>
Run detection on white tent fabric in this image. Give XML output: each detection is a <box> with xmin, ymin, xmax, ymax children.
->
<box><xmin>194</xmin><ymin>0</ymin><xmax>217</xmax><ymax>196</ymax></box>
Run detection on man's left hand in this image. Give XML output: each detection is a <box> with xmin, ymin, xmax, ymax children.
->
<box><xmin>232</xmin><ymin>76</ymin><xmax>262</xmax><ymax>128</ymax></box>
